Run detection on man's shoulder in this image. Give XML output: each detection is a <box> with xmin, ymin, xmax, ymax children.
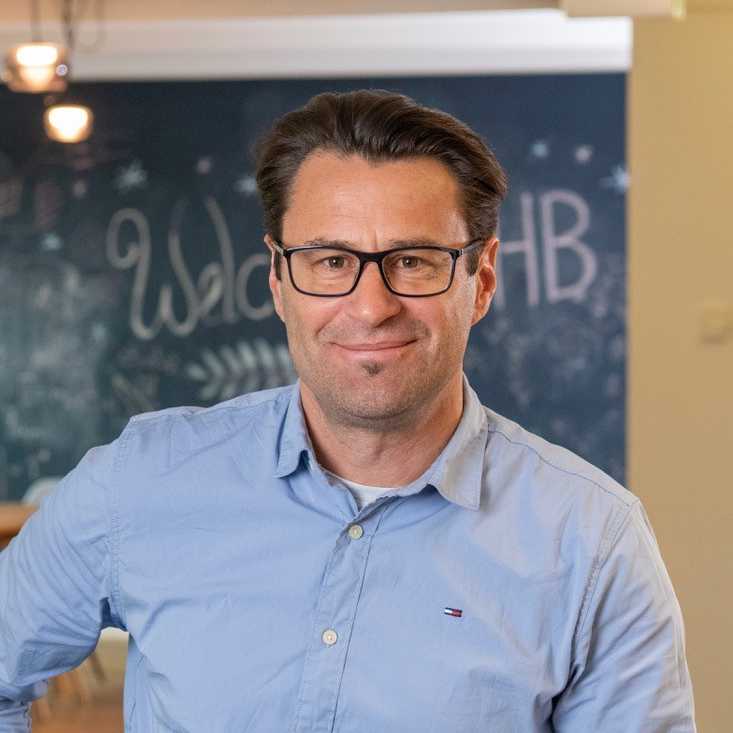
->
<box><xmin>115</xmin><ymin>384</ymin><xmax>295</xmax><ymax>463</ymax></box>
<box><xmin>126</xmin><ymin>384</ymin><xmax>293</xmax><ymax>428</ymax></box>
<box><xmin>482</xmin><ymin>405</ymin><xmax>636</xmax><ymax>511</ymax></box>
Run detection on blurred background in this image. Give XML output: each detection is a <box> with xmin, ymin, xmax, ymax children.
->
<box><xmin>0</xmin><ymin>1</ymin><xmax>730</xmax><ymax>731</ymax></box>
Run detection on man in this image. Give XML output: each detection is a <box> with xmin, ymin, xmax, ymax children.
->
<box><xmin>0</xmin><ymin>90</ymin><xmax>695</xmax><ymax>731</ymax></box>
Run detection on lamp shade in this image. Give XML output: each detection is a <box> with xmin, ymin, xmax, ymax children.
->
<box><xmin>43</xmin><ymin>104</ymin><xmax>94</xmax><ymax>143</ymax></box>
<box><xmin>3</xmin><ymin>43</ymin><xmax>69</xmax><ymax>93</ymax></box>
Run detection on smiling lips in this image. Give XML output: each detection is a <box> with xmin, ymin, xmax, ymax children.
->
<box><xmin>337</xmin><ymin>340</ymin><xmax>414</xmax><ymax>351</ymax></box>
<box><xmin>333</xmin><ymin>340</ymin><xmax>417</xmax><ymax>358</ymax></box>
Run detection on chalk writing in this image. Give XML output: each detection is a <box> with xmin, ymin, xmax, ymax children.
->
<box><xmin>106</xmin><ymin>196</ymin><xmax>274</xmax><ymax>340</ymax></box>
<box><xmin>494</xmin><ymin>189</ymin><xmax>597</xmax><ymax>309</ymax></box>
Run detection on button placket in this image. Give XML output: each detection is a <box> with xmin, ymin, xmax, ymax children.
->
<box><xmin>291</xmin><ymin>518</ymin><xmax>379</xmax><ymax>732</ymax></box>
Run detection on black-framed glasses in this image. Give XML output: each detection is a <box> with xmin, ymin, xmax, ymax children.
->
<box><xmin>270</xmin><ymin>238</ymin><xmax>485</xmax><ymax>297</ymax></box>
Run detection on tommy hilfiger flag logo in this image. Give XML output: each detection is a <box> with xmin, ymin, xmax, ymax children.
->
<box><xmin>443</xmin><ymin>607</ymin><xmax>463</xmax><ymax>617</ymax></box>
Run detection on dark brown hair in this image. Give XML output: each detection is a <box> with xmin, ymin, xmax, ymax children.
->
<box><xmin>254</xmin><ymin>89</ymin><xmax>508</xmax><ymax>278</ymax></box>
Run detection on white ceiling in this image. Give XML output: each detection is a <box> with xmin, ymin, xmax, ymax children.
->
<box><xmin>0</xmin><ymin>12</ymin><xmax>632</xmax><ymax>78</ymax></box>
<box><xmin>0</xmin><ymin>4</ymin><xmax>633</xmax><ymax>80</ymax></box>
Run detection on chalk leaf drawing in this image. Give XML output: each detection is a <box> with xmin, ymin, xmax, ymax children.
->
<box><xmin>185</xmin><ymin>339</ymin><xmax>296</xmax><ymax>401</ymax></box>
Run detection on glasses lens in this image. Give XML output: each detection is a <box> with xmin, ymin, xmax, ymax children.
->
<box><xmin>290</xmin><ymin>248</ymin><xmax>360</xmax><ymax>295</ymax></box>
<box><xmin>383</xmin><ymin>248</ymin><xmax>453</xmax><ymax>295</ymax></box>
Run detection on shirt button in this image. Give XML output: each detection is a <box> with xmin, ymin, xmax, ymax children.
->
<box><xmin>322</xmin><ymin>628</ymin><xmax>338</xmax><ymax>645</ymax></box>
<box><xmin>348</xmin><ymin>524</ymin><xmax>364</xmax><ymax>540</ymax></box>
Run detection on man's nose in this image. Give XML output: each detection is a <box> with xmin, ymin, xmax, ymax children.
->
<box><xmin>344</xmin><ymin>261</ymin><xmax>402</xmax><ymax>325</ymax></box>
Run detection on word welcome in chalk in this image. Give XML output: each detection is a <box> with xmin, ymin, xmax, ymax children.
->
<box><xmin>106</xmin><ymin>196</ymin><xmax>273</xmax><ymax>341</ymax></box>
<box><xmin>107</xmin><ymin>188</ymin><xmax>599</xmax><ymax>340</ymax></box>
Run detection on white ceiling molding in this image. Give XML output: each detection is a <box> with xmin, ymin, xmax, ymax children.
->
<box><xmin>561</xmin><ymin>0</ymin><xmax>685</xmax><ymax>16</ymax></box>
<box><xmin>0</xmin><ymin>10</ymin><xmax>631</xmax><ymax>81</ymax></box>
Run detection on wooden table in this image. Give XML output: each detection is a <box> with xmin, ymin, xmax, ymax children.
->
<box><xmin>0</xmin><ymin>502</ymin><xmax>37</xmax><ymax>549</ymax></box>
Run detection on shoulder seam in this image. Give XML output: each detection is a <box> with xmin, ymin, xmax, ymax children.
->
<box><xmin>127</xmin><ymin>390</ymin><xmax>287</xmax><ymax>426</ymax></box>
<box><xmin>487</xmin><ymin>426</ymin><xmax>631</xmax><ymax>506</ymax></box>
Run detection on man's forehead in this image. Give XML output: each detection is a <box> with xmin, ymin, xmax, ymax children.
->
<box><xmin>291</xmin><ymin>149</ymin><xmax>457</xmax><ymax>186</ymax></box>
<box><xmin>283</xmin><ymin>152</ymin><xmax>468</xmax><ymax>242</ymax></box>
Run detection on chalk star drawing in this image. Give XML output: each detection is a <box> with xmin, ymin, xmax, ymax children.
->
<box><xmin>234</xmin><ymin>174</ymin><xmax>258</xmax><ymax>196</ymax></box>
<box><xmin>530</xmin><ymin>140</ymin><xmax>549</xmax><ymax>159</ymax></box>
<box><xmin>115</xmin><ymin>160</ymin><xmax>148</xmax><ymax>193</ymax></box>
<box><xmin>600</xmin><ymin>164</ymin><xmax>629</xmax><ymax>193</ymax></box>
<box><xmin>574</xmin><ymin>145</ymin><xmax>594</xmax><ymax>164</ymax></box>
<box><xmin>196</xmin><ymin>157</ymin><xmax>213</xmax><ymax>175</ymax></box>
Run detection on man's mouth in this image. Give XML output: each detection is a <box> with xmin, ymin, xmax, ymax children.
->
<box><xmin>331</xmin><ymin>340</ymin><xmax>417</xmax><ymax>360</ymax></box>
<box><xmin>336</xmin><ymin>340</ymin><xmax>414</xmax><ymax>351</ymax></box>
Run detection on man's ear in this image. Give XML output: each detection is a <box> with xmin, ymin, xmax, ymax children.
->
<box><xmin>264</xmin><ymin>234</ymin><xmax>285</xmax><ymax>323</ymax></box>
<box><xmin>471</xmin><ymin>236</ymin><xmax>499</xmax><ymax>326</ymax></box>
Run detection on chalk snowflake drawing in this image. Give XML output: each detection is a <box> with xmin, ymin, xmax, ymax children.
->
<box><xmin>574</xmin><ymin>145</ymin><xmax>594</xmax><ymax>164</ymax></box>
<box><xmin>233</xmin><ymin>174</ymin><xmax>258</xmax><ymax>196</ymax></box>
<box><xmin>115</xmin><ymin>160</ymin><xmax>148</xmax><ymax>193</ymax></box>
<box><xmin>185</xmin><ymin>339</ymin><xmax>296</xmax><ymax>401</ymax></box>
<box><xmin>196</xmin><ymin>157</ymin><xmax>213</xmax><ymax>175</ymax></box>
<box><xmin>40</xmin><ymin>233</ymin><xmax>63</xmax><ymax>251</ymax></box>
<box><xmin>600</xmin><ymin>164</ymin><xmax>629</xmax><ymax>193</ymax></box>
<box><xmin>529</xmin><ymin>140</ymin><xmax>550</xmax><ymax>159</ymax></box>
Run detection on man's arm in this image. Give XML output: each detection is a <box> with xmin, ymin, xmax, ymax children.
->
<box><xmin>0</xmin><ymin>438</ymin><xmax>124</xmax><ymax>731</ymax></box>
<box><xmin>552</xmin><ymin>500</ymin><xmax>696</xmax><ymax>732</ymax></box>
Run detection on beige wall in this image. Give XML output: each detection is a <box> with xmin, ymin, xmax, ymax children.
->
<box><xmin>629</xmin><ymin>5</ymin><xmax>733</xmax><ymax>731</ymax></box>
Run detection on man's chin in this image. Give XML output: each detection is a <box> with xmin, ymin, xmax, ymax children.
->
<box><xmin>328</xmin><ymin>400</ymin><xmax>414</xmax><ymax>430</ymax></box>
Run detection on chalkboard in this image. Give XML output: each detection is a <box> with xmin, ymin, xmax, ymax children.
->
<box><xmin>0</xmin><ymin>74</ymin><xmax>626</xmax><ymax>501</ymax></box>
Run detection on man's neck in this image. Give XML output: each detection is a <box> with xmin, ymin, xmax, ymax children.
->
<box><xmin>299</xmin><ymin>376</ymin><xmax>464</xmax><ymax>488</ymax></box>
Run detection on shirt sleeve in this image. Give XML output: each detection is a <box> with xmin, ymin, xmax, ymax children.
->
<box><xmin>552</xmin><ymin>499</ymin><xmax>697</xmax><ymax>732</ymax></box>
<box><xmin>0</xmin><ymin>436</ymin><xmax>125</xmax><ymax>732</ymax></box>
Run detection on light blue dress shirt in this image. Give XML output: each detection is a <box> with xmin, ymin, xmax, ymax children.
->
<box><xmin>0</xmin><ymin>377</ymin><xmax>696</xmax><ymax>732</ymax></box>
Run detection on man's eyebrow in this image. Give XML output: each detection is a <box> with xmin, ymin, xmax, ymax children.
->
<box><xmin>300</xmin><ymin>238</ymin><xmax>352</xmax><ymax>249</ymax></box>
<box><xmin>299</xmin><ymin>237</ymin><xmax>445</xmax><ymax>249</ymax></box>
<box><xmin>388</xmin><ymin>237</ymin><xmax>445</xmax><ymax>247</ymax></box>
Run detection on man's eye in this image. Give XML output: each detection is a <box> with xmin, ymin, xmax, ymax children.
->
<box><xmin>399</xmin><ymin>256</ymin><xmax>423</xmax><ymax>269</ymax></box>
<box><xmin>323</xmin><ymin>256</ymin><xmax>346</xmax><ymax>269</ymax></box>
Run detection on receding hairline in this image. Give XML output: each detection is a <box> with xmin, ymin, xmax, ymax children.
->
<box><xmin>281</xmin><ymin>148</ymin><xmax>470</xmax><ymax>230</ymax></box>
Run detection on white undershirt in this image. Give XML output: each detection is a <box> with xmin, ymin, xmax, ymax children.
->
<box><xmin>323</xmin><ymin>469</ymin><xmax>396</xmax><ymax>510</ymax></box>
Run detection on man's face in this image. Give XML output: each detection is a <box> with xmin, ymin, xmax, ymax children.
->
<box><xmin>267</xmin><ymin>151</ymin><xmax>498</xmax><ymax>430</ymax></box>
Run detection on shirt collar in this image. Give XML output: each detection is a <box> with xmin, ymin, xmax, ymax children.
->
<box><xmin>274</xmin><ymin>379</ymin><xmax>312</xmax><ymax>479</ymax></box>
<box><xmin>274</xmin><ymin>375</ymin><xmax>488</xmax><ymax>512</ymax></box>
<box><xmin>423</xmin><ymin>375</ymin><xmax>487</xmax><ymax>511</ymax></box>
